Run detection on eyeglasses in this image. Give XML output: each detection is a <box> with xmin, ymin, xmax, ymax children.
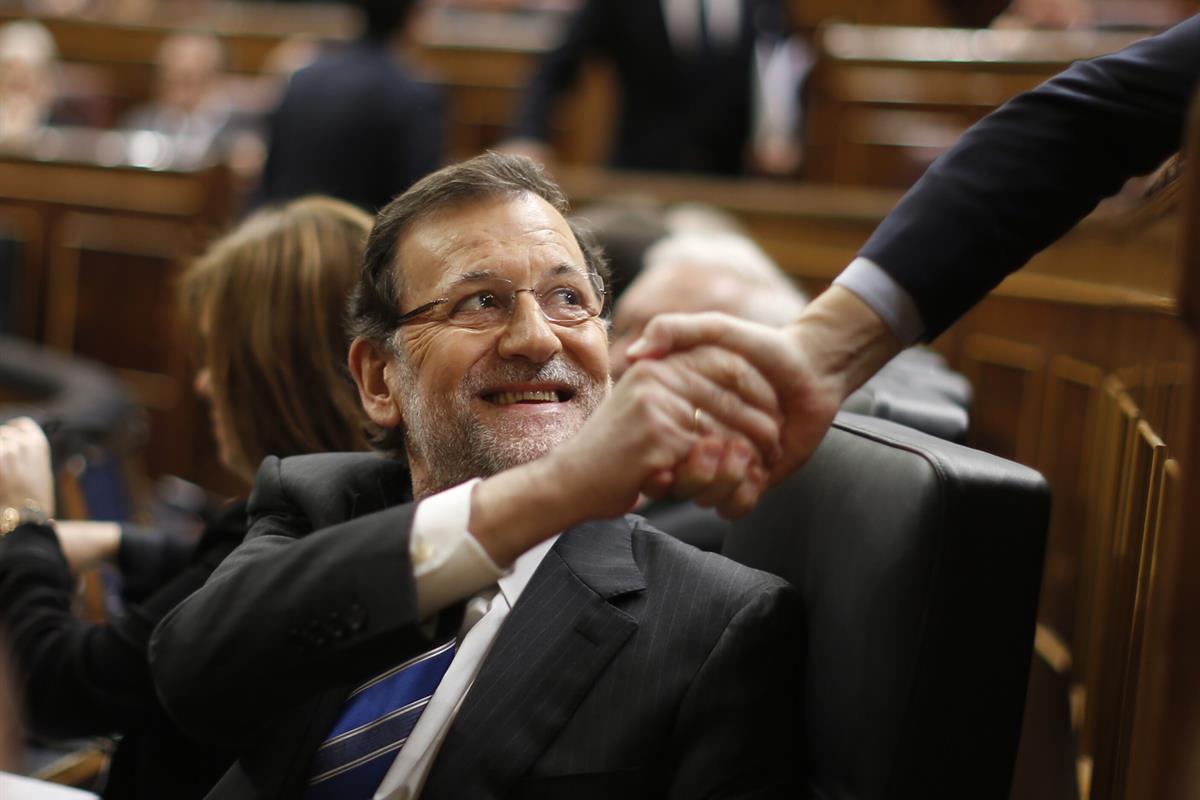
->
<box><xmin>394</xmin><ymin>271</ymin><xmax>607</xmax><ymax>330</ymax></box>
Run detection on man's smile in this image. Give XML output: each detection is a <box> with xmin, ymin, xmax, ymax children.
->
<box><xmin>480</xmin><ymin>383</ymin><xmax>576</xmax><ymax>406</ymax></box>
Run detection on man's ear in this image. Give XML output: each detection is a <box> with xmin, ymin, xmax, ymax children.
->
<box><xmin>348</xmin><ymin>336</ymin><xmax>403</xmax><ymax>430</ymax></box>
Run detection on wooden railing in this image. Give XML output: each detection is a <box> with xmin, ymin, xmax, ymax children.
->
<box><xmin>1116</xmin><ymin>87</ymin><xmax>1200</xmax><ymax>800</ymax></box>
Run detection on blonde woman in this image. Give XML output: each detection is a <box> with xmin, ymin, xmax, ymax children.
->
<box><xmin>0</xmin><ymin>197</ymin><xmax>371</xmax><ymax>799</ymax></box>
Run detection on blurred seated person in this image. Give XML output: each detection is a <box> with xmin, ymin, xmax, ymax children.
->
<box><xmin>503</xmin><ymin>0</ymin><xmax>808</xmax><ymax>176</ymax></box>
<box><xmin>570</xmin><ymin>200</ymin><xmax>667</xmax><ymax>300</ymax></box>
<box><xmin>0</xmin><ymin>21</ymin><xmax>60</xmax><ymax>144</ymax></box>
<box><xmin>607</xmin><ymin>229</ymin><xmax>806</xmax><ymax>551</ymax></box>
<box><xmin>254</xmin><ymin>0</ymin><xmax>444</xmax><ymax>213</ymax></box>
<box><xmin>120</xmin><ymin>32</ymin><xmax>259</xmax><ymax>167</ymax></box>
<box><xmin>611</xmin><ymin>229</ymin><xmax>807</xmax><ymax>378</ymax></box>
<box><xmin>0</xmin><ymin>196</ymin><xmax>371</xmax><ymax>800</ymax></box>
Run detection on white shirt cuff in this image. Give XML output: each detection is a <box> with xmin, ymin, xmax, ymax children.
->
<box><xmin>833</xmin><ymin>257</ymin><xmax>926</xmax><ymax>345</ymax></box>
<box><xmin>410</xmin><ymin>478</ymin><xmax>505</xmax><ymax>619</ymax></box>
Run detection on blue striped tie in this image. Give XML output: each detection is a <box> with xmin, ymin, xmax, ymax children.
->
<box><xmin>305</xmin><ymin>638</ymin><xmax>457</xmax><ymax>799</ymax></box>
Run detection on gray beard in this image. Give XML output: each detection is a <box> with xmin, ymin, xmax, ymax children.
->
<box><xmin>396</xmin><ymin>354</ymin><xmax>610</xmax><ymax>498</ymax></box>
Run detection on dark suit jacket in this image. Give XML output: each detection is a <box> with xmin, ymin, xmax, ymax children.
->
<box><xmin>0</xmin><ymin>502</ymin><xmax>246</xmax><ymax>800</ymax></box>
<box><xmin>858</xmin><ymin>14</ymin><xmax>1200</xmax><ymax>340</ymax></box>
<box><xmin>150</xmin><ymin>453</ymin><xmax>804</xmax><ymax>799</ymax></box>
<box><xmin>254</xmin><ymin>39</ymin><xmax>444</xmax><ymax>213</ymax></box>
<box><xmin>514</xmin><ymin>0</ymin><xmax>789</xmax><ymax>175</ymax></box>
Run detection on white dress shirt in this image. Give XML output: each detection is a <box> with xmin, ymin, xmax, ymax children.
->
<box><xmin>371</xmin><ymin>479</ymin><xmax>560</xmax><ymax>799</ymax></box>
<box><xmin>834</xmin><ymin>257</ymin><xmax>926</xmax><ymax>344</ymax></box>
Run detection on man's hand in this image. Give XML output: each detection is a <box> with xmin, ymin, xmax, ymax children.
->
<box><xmin>626</xmin><ymin>287</ymin><xmax>904</xmax><ymax>486</ymax></box>
<box><xmin>469</xmin><ymin>347</ymin><xmax>780</xmax><ymax>566</ymax></box>
<box><xmin>0</xmin><ymin>416</ymin><xmax>56</xmax><ymax>517</ymax></box>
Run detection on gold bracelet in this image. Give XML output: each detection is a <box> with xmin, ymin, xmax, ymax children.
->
<box><xmin>0</xmin><ymin>500</ymin><xmax>52</xmax><ymax>536</ymax></box>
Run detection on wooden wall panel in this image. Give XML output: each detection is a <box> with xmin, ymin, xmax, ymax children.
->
<box><xmin>1036</xmin><ymin>357</ymin><xmax>1102</xmax><ymax>643</ymax></box>
<box><xmin>959</xmin><ymin>334</ymin><xmax>1044</xmax><ymax>464</ymax></box>
<box><xmin>45</xmin><ymin>213</ymin><xmax>197</xmax><ymax>481</ymax></box>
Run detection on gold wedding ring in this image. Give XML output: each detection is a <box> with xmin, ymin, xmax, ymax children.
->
<box><xmin>693</xmin><ymin>407</ymin><xmax>704</xmax><ymax>432</ymax></box>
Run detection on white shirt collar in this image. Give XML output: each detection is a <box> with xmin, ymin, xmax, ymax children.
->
<box><xmin>497</xmin><ymin>533</ymin><xmax>559</xmax><ymax>609</ymax></box>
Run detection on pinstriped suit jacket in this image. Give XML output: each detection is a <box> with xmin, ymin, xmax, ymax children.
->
<box><xmin>150</xmin><ymin>453</ymin><xmax>804</xmax><ymax>799</ymax></box>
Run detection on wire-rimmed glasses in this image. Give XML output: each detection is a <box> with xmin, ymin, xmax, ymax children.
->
<box><xmin>393</xmin><ymin>269</ymin><xmax>606</xmax><ymax>330</ymax></box>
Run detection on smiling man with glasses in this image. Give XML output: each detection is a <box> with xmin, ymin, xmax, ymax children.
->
<box><xmin>151</xmin><ymin>153</ymin><xmax>803</xmax><ymax>799</ymax></box>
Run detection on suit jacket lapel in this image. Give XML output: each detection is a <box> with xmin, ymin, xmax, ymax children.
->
<box><xmin>421</xmin><ymin>517</ymin><xmax>645</xmax><ymax>798</ymax></box>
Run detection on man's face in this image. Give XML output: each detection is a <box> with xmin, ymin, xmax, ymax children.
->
<box><xmin>383</xmin><ymin>193</ymin><xmax>611</xmax><ymax>495</ymax></box>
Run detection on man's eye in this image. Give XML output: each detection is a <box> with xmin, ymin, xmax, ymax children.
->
<box><xmin>455</xmin><ymin>291</ymin><xmax>501</xmax><ymax>313</ymax></box>
<box><xmin>546</xmin><ymin>287</ymin><xmax>583</xmax><ymax>308</ymax></box>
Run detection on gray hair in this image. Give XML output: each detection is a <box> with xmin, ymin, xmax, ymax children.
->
<box><xmin>640</xmin><ymin>231</ymin><xmax>807</xmax><ymax>325</ymax></box>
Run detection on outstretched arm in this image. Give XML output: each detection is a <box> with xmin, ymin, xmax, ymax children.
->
<box><xmin>627</xmin><ymin>16</ymin><xmax>1200</xmax><ymax>482</ymax></box>
<box><xmin>628</xmin><ymin>288</ymin><xmax>902</xmax><ymax>484</ymax></box>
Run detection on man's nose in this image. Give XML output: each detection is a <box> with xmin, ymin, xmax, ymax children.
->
<box><xmin>495</xmin><ymin>292</ymin><xmax>563</xmax><ymax>363</ymax></box>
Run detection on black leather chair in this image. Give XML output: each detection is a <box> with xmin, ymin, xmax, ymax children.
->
<box><xmin>843</xmin><ymin>379</ymin><xmax>970</xmax><ymax>443</ymax></box>
<box><xmin>0</xmin><ymin>334</ymin><xmax>140</xmax><ymax>461</ymax></box>
<box><xmin>724</xmin><ymin>413</ymin><xmax>1049</xmax><ymax>800</ymax></box>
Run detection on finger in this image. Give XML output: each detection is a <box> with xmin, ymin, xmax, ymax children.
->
<box><xmin>626</xmin><ymin>312</ymin><xmax>794</xmax><ymax>382</ymax></box>
<box><xmin>714</xmin><ymin>468</ymin><xmax>769</xmax><ymax>519</ymax></box>
<box><xmin>668</xmin><ymin>436</ymin><xmax>725</xmax><ymax>499</ymax></box>
<box><xmin>672</xmin><ymin>346</ymin><xmax>781</xmax><ymax>420</ymax></box>
<box><xmin>641</xmin><ymin>468</ymin><xmax>676</xmax><ymax>500</ymax></box>
<box><xmin>662</xmin><ymin>367</ymin><xmax>781</xmax><ymax>465</ymax></box>
<box><xmin>691</xmin><ymin>437</ymin><xmax>755</xmax><ymax>509</ymax></box>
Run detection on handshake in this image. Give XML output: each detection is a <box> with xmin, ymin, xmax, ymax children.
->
<box><xmin>471</xmin><ymin>289</ymin><xmax>900</xmax><ymax>567</ymax></box>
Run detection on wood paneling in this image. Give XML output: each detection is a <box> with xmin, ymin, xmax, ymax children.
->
<box><xmin>0</xmin><ymin>136</ymin><xmax>231</xmax><ymax>487</ymax></box>
<box><xmin>806</xmin><ymin>25</ymin><xmax>1148</xmax><ymax>186</ymax></box>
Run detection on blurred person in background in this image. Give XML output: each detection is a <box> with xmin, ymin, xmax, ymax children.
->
<box><xmin>0</xmin><ymin>196</ymin><xmax>371</xmax><ymax>800</ymax></box>
<box><xmin>504</xmin><ymin>0</ymin><xmax>807</xmax><ymax>176</ymax></box>
<box><xmin>120</xmin><ymin>32</ymin><xmax>253</xmax><ymax>166</ymax></box>
<box><xmin>610</xmin><ymin>229</ymin><xmax>807</xmax><ymax>378</ymax></box>
<box><xmin>254</xmin><ymin>0</ymin><xmax>444</xmax><ymax>213</ymax></box>
<box><xmin>0</xmin><ymin>21</ymin><xmax>59</xmax><ymax>144</ymax></box>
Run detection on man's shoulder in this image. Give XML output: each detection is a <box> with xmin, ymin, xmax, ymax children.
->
<box><xmin>250</xmin><ymin>452</ymin><xmax>412</xmax><ymax>527</ymax></box>
<box><xmin>626</xmin><ymin>515</ymin><xmax>793</xmax><ymax>607</ymax></box>
<box><xmin>274</xmin><ymin>451</ymin><xmax>403</xmax><ymax>483</ymax></box>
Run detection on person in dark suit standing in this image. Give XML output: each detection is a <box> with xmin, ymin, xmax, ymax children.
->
<box><xmin>150</xmin><ymin>152</ymin><xmax>801</xmax><ymax>799</ymax></box>
<box><xmin>507</xmin><ymin>0</ymin><xmax>800</xmax><ymax>176</ymax></box>
<box><xmin>621</xmin><ymin>13</ymin><xmax>1200</xmax><ymax>495</ymax></box>
<box><xmin>254</xmin><ymin>0</ymin><xmax>444</xmax><ymax>212</ymax></box>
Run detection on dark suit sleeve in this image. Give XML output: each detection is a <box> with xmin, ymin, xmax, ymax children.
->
<box><xmin>149</xmin><ymin>456</ymin><xmax>428</xmax><ymax>748</ymax></box>
<box><xmin>858</xmin><ymin>14</ymin><xmax>1200</xmax><ymax>340</ymax></box>
<box><xmin>513</xmin><ymin>0</ymin><xmax>612</xmax><ymax>143</ymax></box>
<box><xmin>0</xmin><ymin>509</ymin><xmax>244</xmax><ymax>740</ymax></box>
<box><xmin>666</xmin><ymin>580</ymin><xmax>805</xmax><ymax>799</ymax></box>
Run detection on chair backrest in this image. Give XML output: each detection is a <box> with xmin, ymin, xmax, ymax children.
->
<box><xmin>723</xmin><ymin>412</ymin><xmax>1049</xmax><ymax>799</ymax></box>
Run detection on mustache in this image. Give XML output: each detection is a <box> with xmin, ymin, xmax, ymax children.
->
<box><xmin>462</xmin><ymin>357</ymin><xmax>596</xmax><ymax>395</ymax></box>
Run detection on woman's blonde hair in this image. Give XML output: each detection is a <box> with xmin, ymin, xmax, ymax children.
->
<box><xmin>180</xmin><ymin>196</ymin><xmax>372</xmax><ymax>482</ymax></box>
